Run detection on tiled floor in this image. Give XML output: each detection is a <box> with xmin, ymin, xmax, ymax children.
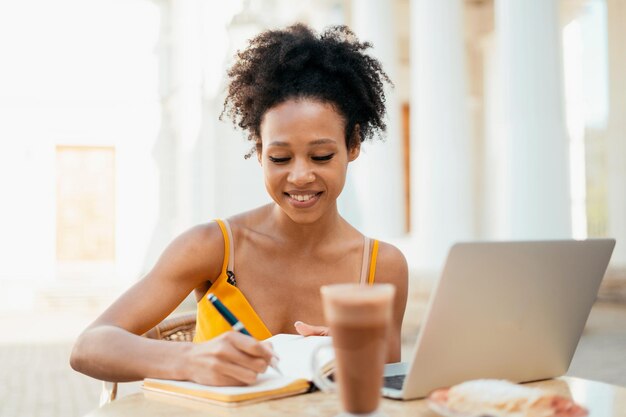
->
<box><xmin>0</xmin><ymin>298</ymin><xmax>624</xmax><ymax>417</ymax></box>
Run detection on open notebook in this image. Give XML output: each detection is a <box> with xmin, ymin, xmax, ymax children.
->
<box><xmin>142</xmin><ymin>334</ymin><xmax>334</xmax><ymax>406</ymax></box>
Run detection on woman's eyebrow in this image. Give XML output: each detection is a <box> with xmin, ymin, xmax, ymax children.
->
<box><xmin>268</xmin><ymin>141</ymin><xmax>290</xmax><ymax>147</ymax></box>
<box><xmin>309</xmin><ymin>138</ymin><xmax>336</xmax><ymax>146</ymax></box>
<box><xmin>267</xmin><ymin>138</ymin><xmax>337</xmax><ymax>147</ymax></box>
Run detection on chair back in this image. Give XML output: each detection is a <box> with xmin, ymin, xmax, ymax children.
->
<box><xmin>144</xmin><ymin>313</ymin><xmax>196</xmax><ymax>341</ymax></box>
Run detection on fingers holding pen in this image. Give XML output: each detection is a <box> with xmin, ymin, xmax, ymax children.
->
<box><xmin>228</xmin><ymin>331</ymin><xmax>275</xmax><ymax>363</ymax></box>
<box><xmin>185</xmin><ymin>331</ymin><xmax>273</xmax><ymax>386</ymax></box>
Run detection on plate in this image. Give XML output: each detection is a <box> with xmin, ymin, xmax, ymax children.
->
<box><xmin>427</xmin><ymin>388</ymin><xmax>474</xmax><ymax>417</ymax></box>
<box><xmin>426</xmin><ymin>387</ymin><xmax>589</xmax><ymax>417</ymax></box>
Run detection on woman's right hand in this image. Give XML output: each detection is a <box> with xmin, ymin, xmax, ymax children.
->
<box><xmin>182</xmin><ymin>331</ymin><xmax>275</xmax><ymax>386</ymax></box>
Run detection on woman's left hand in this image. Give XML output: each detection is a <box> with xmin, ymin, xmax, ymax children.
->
<box><xmin>294</xmin><ymin>321</ymin><xmax>330</xmax><ymax>336</ymax></box>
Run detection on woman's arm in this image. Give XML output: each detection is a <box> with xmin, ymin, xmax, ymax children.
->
<box><xmin>374</xmin><ymin>242</ymin><xmax>409</xmax><ymax>363</ymax></box>
<box><xmin>70</xmin><ymin>223</ymin><xmax>273</xmax><ymax>386</ymax></box>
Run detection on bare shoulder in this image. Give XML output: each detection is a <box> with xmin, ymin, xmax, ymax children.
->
<box><xmin>180</xmin><ymin>221</ymin><xmax>225</xmax><ymax>255</ymax></box>
<box><xmin>374</xmin><ymin>240</ymin><xmax>408</xmax><ymax>354</ymax></box>
<box><xmin>153</xmin><ymin>220</ymin><xmax>226</xmax><ymax>287</ymax></box>
<box><xmin>88</xmin><ymin>220</ymin><xmax>228</xmax><ymax>334</ymax></box>
<box><xmin>374</xmin><ymin>241</ymin><xmax>408</xmax><ymax>287</ymax></box>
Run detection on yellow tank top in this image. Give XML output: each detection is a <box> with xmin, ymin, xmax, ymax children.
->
<box><xmin>193</xmin><ymin>219</ymin><xmax>380</xmax><ymax>343</ymax></box>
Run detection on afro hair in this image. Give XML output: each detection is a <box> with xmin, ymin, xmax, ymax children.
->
<box><xmin>221</xmin><ymin>23</ymin><xmax>392</xmax><ymax>156</ymax></box>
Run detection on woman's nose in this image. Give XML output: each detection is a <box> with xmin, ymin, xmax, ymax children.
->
<box><xmin>287</xmin><ymin>160</ymin><xmax>315</xmax><ymax>185</ymax></box>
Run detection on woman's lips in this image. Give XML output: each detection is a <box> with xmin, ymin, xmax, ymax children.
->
<box><xmin>285</xmin><ymin>192</ymin><xmax>323</xmax><ymax>208</ymax></box>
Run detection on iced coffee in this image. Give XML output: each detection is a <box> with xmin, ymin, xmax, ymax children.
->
<box><xmin>321</xmin><ymin>283</ymin><xmax>395</xmax><ymax>415</ymax></box>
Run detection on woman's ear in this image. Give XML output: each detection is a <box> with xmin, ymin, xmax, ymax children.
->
<box><xmin>256</xmin><ymin>140</ymin><xmax>263</xmax><ymax>165</ymax></box>
<box><xmin>348</xmin><ymin>141</ymin><xmax>360</xmax><ymax>161</ymax></box>
<box><xmin>348</xmin><ymin>125</ymin><xmax>361</xmax><ymax>162</ymax></box>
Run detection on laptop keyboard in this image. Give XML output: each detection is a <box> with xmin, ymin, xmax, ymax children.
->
<box><xmin>383</xmin><ymin>374</ymin><xmax>406</xmax><ymax>390</ymax></box>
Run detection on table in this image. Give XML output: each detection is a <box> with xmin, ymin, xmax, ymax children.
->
<box><xmin>85</xmin><ymin>377</ymin><xmax>626</xmax><ymax>417</ymax></box>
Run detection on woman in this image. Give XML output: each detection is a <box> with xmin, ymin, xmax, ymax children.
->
<box><xmin>70</xmin><ymin>23</ymin><xmax>408</xmax><ymax>387</ymax></box>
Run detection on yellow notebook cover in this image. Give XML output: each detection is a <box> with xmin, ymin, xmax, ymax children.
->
<box><xmin>142</xmin><ymin>334</ymin><xmax>333</xmax><ymax>406</ymax></box>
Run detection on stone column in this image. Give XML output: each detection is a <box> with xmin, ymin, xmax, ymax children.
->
<box><xmin>495</xmin><ymin>0</ymin><xmax>571</xmax><ymax>239</ymax></box>
<box><xmin>481</xmin><ymin>33</ymin><xmax>508</xmax><ymax>240</ymax></box>
<box><xmin>410</xmin><ymin>0</ymin><xmax>474</xmax><ymax>270</ymax></box>
<box><xmin>169</xmin><ymin>0</ymin><xmax>204</xmax><ymax>233</ymax></box>
<box><xmin>606</xmin><ymin>0</ymin><xmax>626</xmax><ymax>267</ymax></box>
<box><xmin>344</xmin><ymin>0</ymin><xmax>405</xmax><ymax>238</ymax></box>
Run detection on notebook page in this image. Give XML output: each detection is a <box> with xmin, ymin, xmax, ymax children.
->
<box><xmin>266</xmin><ymin>334</ymin><xmax>333</xmax><ymax>380</ymax></box>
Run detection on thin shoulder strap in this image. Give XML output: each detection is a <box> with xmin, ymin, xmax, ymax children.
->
<box><xmin>222</xmin><ymin>219</ymin><xmax>235</xmax><ymax>272</ymax></box>
<box><xmin>367</xmin><ymin>240</ymin><xmax>379</xmax><ymax>285</ymax></box>
<box><xmin>214</xmin><ymin>219</ymin><xmax>234</xmax><ymax>274</ymax></box>
<box><xmin>359</xmin><ymin>237</ymin><xmax>371</xmax><ymax>285</ymax></box>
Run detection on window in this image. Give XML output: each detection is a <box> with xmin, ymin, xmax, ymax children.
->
<box><xmin>56</xmin><ymin>146</ymin><xmax>115</xmax><ymax>261</ymax></box>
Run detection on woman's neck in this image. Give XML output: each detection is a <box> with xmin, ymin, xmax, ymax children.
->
<box><xmin>267</xmin><ymin>203</ymin><xmax>347</xmax><ymax>249</ymax></box>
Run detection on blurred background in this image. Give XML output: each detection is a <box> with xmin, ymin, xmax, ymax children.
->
<box><xmin>0</xmin><ymin>0</ymin><xmax>625</xmax><ymax>416</ymax></box>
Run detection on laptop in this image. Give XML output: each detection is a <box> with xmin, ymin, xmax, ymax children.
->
<box><xmin>383</xmin><ymin>239</ymin><xmax>615</xmax><ymax>400</ymax></box>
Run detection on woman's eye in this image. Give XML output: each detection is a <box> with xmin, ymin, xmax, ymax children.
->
<box><xmin>268</xmin><ymin>156</ymin><xmax>291</xmax><ymax>163</ymax></box>
<box><xmin>312</xmin><ymin>153</ymin><xmax>335</xmax><ymax>162</ymax></box>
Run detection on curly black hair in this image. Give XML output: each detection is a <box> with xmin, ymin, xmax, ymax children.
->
<box><xmin>221</xmin><ymin>23</ymin><xmax>392</xmax><ymax>157</ymax></box>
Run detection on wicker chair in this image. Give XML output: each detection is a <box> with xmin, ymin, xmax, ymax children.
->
<box><xmin>99</xmin><ymin>312</ymin><xmax>197</xmax><ymax>406</ymax></box>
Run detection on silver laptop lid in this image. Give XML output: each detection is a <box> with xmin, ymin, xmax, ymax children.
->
<box><xmin>398</xmin><ymin>239</ymin><xmax>615</xmax><ymax>400</ymax></box>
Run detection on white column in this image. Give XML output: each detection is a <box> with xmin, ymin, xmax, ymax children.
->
<box><xmin>142</xmin><ymin>0</ymin><xmax>204</xmax><ymax>274</ymax></box>
<box><xmin>168</xmin><ymin>0</ymin><xmax>203</xmax><ymax>233</ymax></box>
<box><xmin>344</xmin><ymin>0</ymin><xmax>405</xmax><ymax>238</ymax></box>
<box><xmin>410</xmin><ymin>0</ymin><xmax>474</xmax><ymax>270</ymax></box>
<box><xmin>145</xmin><ymin>0</ymin><xmax>235</xmax><ymax>269</ymax></box>
<box><xmin>136</xmin><ymin>0</ymin><xmax>176</xmax><ymax>275</ymax></box>
<box><xmin>481</xmin><ymin>33</ymin><xmax>508</xmax><ymax>240</ymax></box>
<box><xmin>606</xmin><ymin>0</ymin><xmax>626</xmax><ymax>267</ymax></box>
<box><xmin>215</xmin><ymin>4</ymin><xmax>271</xmax><ymax>218</ymax></box>
<box><xmin>495</xmin><ymin>0</ymin><xmax>571</xmax><ymax>239</ymax></box>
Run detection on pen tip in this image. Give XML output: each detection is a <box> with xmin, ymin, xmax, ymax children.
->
<box><xmin>271</xmin><ymin>358</ymin><xmax>282</xmax><ymax>375</ymax></box>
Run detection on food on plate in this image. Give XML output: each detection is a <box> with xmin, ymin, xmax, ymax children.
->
<box><xmin>428</xmin><ymin>379</ymin><xmax>588</xmax><ymax>417</ymax></box>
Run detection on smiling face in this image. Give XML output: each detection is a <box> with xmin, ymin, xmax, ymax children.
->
<box><xmin>259</xmin><ymin>99</ymin><xmax>360</xmax><ymax>224</ymax></box>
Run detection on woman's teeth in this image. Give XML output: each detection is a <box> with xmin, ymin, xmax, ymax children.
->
<box><xmin>290</xmin><ymin>194</ymin><xmax>316</xmax><ymax>202</ymax></box>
